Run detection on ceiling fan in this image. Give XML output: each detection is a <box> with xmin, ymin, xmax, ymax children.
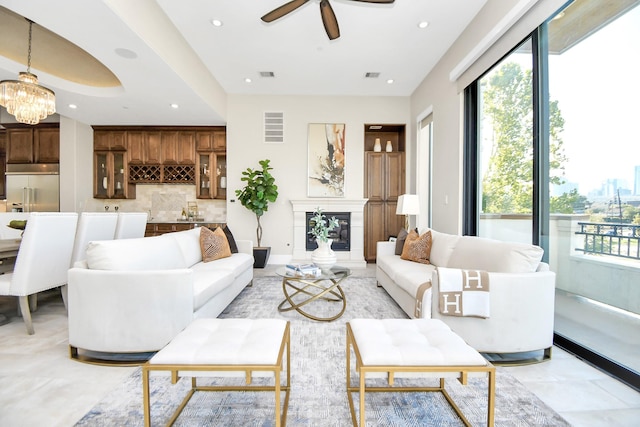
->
<box><xmin>261</xmin><ymin>0</ymin><xmax>395</xmax><ymax>40</ymax></box>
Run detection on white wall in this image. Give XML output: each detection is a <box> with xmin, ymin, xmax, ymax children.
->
<box><xmin>409</xmin><ymin>0</ymin><xmax>567</xmax><ymax>234</ymax></box>
<box><xmin>226</xmin><ymin>94</ymin><xmax>410</xmax><ymax>262</ymax></box>
<box><xmin>59</xmin><ymin>116</ymin><xmax>93</xmax><ymax>212</ymax></box>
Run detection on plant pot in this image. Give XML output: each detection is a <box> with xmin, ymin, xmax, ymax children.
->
<box><xmin>253</xmin><ymin>247</ymin><xmax>271</xmax><ymax>268</ymax></box>
<box><xmin>311</xmin><ymin>238</ymin><xmax>337</xmax><ymax>273</ymax></box>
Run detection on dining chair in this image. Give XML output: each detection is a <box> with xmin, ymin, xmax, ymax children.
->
<box><xmin>0</xmin><ymin>212</ymin><xmax>78</xmax><ymax>334</ymax></box>
<box><xmin>70</xmin><ymin>212</ymin><xmax>119</xmax><ymax>266</ymax></box>
<box><xmin>114</xmin><ymin>212</ymin><xmax>148</xmax><ymax>239</ymax></box>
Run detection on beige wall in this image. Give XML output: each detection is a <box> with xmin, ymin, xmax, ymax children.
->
<box><xmin>226</xmin><ymin>94</ymin><xmax>410</xmax><ymax>263</ymax></box>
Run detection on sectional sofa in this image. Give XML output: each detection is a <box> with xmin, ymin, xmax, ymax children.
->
<box><xmin>376</xmin><ymin>229</ymin><xmax>556</xmax><ymax>355</ymax></box>
<box><xmin>67</xmin><ymin>226</ymin><xmax>253</xmax><ymax>358</ymax></box>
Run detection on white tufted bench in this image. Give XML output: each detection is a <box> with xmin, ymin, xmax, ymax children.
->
<box><xmin>142</xmin><ymin>318</ymin><xmax>290</xmax><ymax>427</ymax></box>
<box><xmin>346</xmin><ymin>318</ymin><xmax>495</xmax><ymax>427</ymax></box>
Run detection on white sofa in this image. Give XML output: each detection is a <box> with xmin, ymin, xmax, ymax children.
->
<box><xmin>376</xmin><ymin>229</ymin><xmax>556</xmax><ymax>355</ymax></box>
<box><xmin>67</xmin><ymin>227</ymin><xmax>254</xmax><ymax>356</ymax></box>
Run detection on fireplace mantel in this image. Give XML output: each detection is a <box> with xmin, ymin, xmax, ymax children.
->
<box><xmin>290</xmin><ymin>199</ymin><xmax>368</xmax><ymax>269</ymax></box>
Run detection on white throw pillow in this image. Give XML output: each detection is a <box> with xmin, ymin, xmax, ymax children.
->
<box><xmin>446</xmin><ymin>236</ymin><xmax>543</xmax><ymax>273</ymax></box>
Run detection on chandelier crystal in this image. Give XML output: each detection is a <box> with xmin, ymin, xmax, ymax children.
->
<box><xmin>0</xmin><ymin>20</ymin><xmax>56</xmax><ymax>125</ymax></box>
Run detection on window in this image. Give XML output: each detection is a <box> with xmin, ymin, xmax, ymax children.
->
<box><xmin>464</xmin><ymin>0</ymin><xmax>640</xmax><ymax>390</ymax></box>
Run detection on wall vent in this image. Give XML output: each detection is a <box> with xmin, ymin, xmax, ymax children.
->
<box><xmin>264</xmin><ymin>112</ymin><xmax>284</xmax><ymax>143</ymax></box>
<box><xmin>365</xmin><ymin>72</ymin><xmax>380</xmax><ymax>78</ymax></box>
<box><xmin>260</xmin><ymin>71</ymin><xmax>275</xmax><ymax>78</ymax></box>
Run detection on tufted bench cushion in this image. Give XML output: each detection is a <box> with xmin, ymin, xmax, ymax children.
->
<box><xmin>149</xmin><ymin>318</ymin><xmax>287</xmax><ymax>367</ymax></box>
<box><xmin>143</xmin><ymin>318</ymin><xmax>291</xmax><ymax>427</ymax></box>
<box><xmin>346</xmin><ymin>318</ymin><xmax>495</xmax><ymax>426</ymax></box>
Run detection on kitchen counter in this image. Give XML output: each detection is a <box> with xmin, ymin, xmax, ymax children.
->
<box><xmin>145</xmin><ymin>220</ymin><xmax>225</xmax><ymax>236</ymax></box>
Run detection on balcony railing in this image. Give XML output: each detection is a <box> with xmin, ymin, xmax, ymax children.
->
<box><xmin>575</xmin><ymin>222</ymin><xmax>640</xmax><ymax>260</ymax></box>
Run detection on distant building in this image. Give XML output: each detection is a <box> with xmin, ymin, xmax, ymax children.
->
<box><xmin>634</xmin><ymin>165</ymin><xmax>640</xmax><ymax>195</ymax></box>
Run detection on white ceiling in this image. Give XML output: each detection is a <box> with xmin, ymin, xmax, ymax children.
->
<box><xmin>0</xmin><ymin>0</ymin><xmax>487</xmax><ymax>126</ymax></box>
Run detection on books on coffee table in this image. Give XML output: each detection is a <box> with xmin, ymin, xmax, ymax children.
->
<box><xmin>285</xmin><ymin>263</ymin><xmax>322</xmax><ymax>278</ymax></box>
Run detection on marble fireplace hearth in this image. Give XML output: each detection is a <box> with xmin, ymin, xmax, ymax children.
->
<box><xmin>290</xmin><ymin>199</ymin><xmax>368</xmax><ymax>269</ymax></box>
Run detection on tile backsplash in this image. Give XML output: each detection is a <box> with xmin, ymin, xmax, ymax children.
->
<box><xmin>83</xmin><ymin>184</ymin><xmax>227</xmax><ymax>222</ymax></box>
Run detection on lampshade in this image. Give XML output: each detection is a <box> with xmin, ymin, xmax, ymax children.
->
<box><xmin>396</xmin><ymin>194</ymin><xmax>420</xmax><ymax>215</ymax></box>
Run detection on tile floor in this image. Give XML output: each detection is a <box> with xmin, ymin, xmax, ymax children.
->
<box><xmin>0</xmin><ymin>265</ymin><xmax>639</xmax><ymax>426</ymax></box>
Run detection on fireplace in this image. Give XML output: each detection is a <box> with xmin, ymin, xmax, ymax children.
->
<box><xmin>306</xmin><ymin>212</ymin><xmax>350</xmax><ymax>251</ymax></box>
<box><xmin>290</xmin><ymin>199</ymin><xmax>367</xmax><ymax>269</ymax></box>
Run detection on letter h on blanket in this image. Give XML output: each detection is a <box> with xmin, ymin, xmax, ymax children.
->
<box><xmin>437</xmin><ymin>267</ymin><xmax>491</xmax><ymax>318</ymax></box>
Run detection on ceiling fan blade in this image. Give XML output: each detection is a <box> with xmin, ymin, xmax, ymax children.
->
<box><xmin>261</xmin><ymin>0</ymin><xmax>310</xmax><ymax>23</ymax></box>
<box><xmin>348</xmin><ymin>0</ymin><xmax>395</xmax><ymax>3</ymax></box>
<box><xmin>320</xmin><ymin>0</ymin><xmax>340</xmax><ymax>40</ymax></box>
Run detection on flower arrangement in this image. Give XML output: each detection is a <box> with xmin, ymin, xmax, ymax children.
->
<box><xmin>308</xmin><ymin>208</ymin><xmax>340</xmax><ymax>243</ymax></box>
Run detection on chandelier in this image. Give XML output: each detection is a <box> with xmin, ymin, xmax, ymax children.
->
<box><xmin>0</xmin><ymin>19</ymin><xmax>56</xmax><ymax>125</ymax></box>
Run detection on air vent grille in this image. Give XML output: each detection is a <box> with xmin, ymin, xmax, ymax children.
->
<box><xmin>365</xmin><ymin>72</ymin><xmax>380</xmax><ymax>78</ymax></box>
<box><xmin>260</xmin><ymin>71</ymin><xmax>275</xmax><ymax>78</ymax></box>
<box><xmin>264</xmin><ymin>112</ymin><xmax>284</xmax><ymax>143</ymax></box>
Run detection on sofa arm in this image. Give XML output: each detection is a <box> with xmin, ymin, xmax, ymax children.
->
<box><xmin>67</xmin><ymin>267</ymin><xmax>194</xmax><ymax>353</ymax></box>
<box><xmin>431</xmin><ymin>269</ymin><xmax>556</xmax><ymax>353</ymax></box>
<box><xmin>236</xmin><ymin>239</ymin><xmax>253</xmax><ymax>256</ymax></box>
<box><xmin>377</xmin><ymin>241</ymin><xmax>396</xmax><ymax>257</ymax></box>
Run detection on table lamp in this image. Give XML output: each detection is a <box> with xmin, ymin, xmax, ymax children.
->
<box><xmin>396</xmin><ymin>194</ymin><xmax>420</xmax><ymax>230</ymax></box>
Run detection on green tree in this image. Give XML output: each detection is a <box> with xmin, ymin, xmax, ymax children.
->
<box><xmin>482</xmin><ymin>62</ymin><xmax>567</xmax><ymax>213</ymax></box>
<box><xmin>550</xmin><ymin>188</ymin><xmax>589</xmax><ymax>214</ymax></box>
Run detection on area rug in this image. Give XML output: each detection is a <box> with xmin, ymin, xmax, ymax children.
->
<box><xmin>75</xmin><ymin>275</ymin><xmax>570</xmax><ymax>426</ymax></box>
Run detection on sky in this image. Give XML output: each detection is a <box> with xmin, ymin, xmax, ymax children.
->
<box><xmin>546</xmin><ymin>4</ymin><xmax>640</xmax><ymax>195</ymax></box>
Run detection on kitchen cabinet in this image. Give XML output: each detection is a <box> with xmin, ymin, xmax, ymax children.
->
<box><xmin>196</xmin><ymin>130</ymin><xmax>225</xmax><ymax>152</ymax></box>
<box><xmin>145</xmin><ymin>222</ymin><xmax>225</xmax><ymax>237</ymax></box>
<box><xmin>5</xmin><ymin>125</ymin><xmax>59</xmax><ymax>164</ymax></box>
<box><xmin>127</xmin><ymin>131</ymin><xmax>161</xmax><ymax>164</ymax></box>
<box><xmin>94</xmin><ymin>150</ymin><xmax>134</xmax><ymax>199</ymax></box>
<box><xmin>363</xmin><ymin>124</ymin><xmax>406</xmax><ymax>262</ymax></box>
<box><xmin>161</xmin><ymin>131</ymin><xmax>196</xmax><ymax>164</ymax></box>
<box><xmin>196</xmin><ymin>152</ymin><xmax>226</xmax><ymax>200</ymax></box>
<box><xmin>94</xmin><ymin>130</ymin><xmax>126</xmax><ymax>151</ymax></box>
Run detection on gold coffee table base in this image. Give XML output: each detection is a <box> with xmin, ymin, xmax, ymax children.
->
<box><xmin>276</xmin><ymin>266</ymin><xmax>350</xmax><ymax>321</ymax></box>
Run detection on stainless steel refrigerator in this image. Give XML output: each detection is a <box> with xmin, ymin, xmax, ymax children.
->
<box><xmin>5</xmin><ymin>164</ymin><xmax>60</xmax><ymax>212</ymax></box>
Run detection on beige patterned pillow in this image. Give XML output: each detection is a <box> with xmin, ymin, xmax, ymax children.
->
<box><xmin>200</xmin><ymin>226</ymin><xmax>231</xmax><ymax>262</ymax></box>
<box><xmin>400</xmin><ymin>230</ymin><xmax>432</xmax><ymax>264</ymax></box>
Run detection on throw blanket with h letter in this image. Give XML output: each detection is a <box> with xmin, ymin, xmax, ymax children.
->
<box><xmin>437</xmin><ymin>267</ymin><xmax>490</xmax><ymax>318</ymax></box>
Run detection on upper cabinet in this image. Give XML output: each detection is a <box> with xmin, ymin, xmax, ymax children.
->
<box><xmin>92</xmin><ymin>126</ymin><xmax>225</xmax><ymax>199</ymax></box>
<box><xmin>5</xmin><ymin>124</ymin><xmax>60</xmax><ymax>164</ymax></box>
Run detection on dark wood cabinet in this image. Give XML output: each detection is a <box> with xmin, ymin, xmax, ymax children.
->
<box><xmin>127</xmin><ymin>131</ymin><xmax>161</xmax><ymax>164</ymax></box>
<box><xmin>145</xmin><ymin>222</ymin><xmax>225</xmax><ymax>237</ymax></box>
<box><xmin>5</xmin><ymin>125</ymin><xmax>59</xmax><ymax>164</ymax></box>
<box><xmin>363</xmin><ymin>124</ymin><xmax>406</xmax><ymax>262</ymax></box>
<box><xmin>161</xmin><ymin>131</ymin><xmax>196</xmax><ymax>164</ymax></box>
<box><xmin>196</xmin><ymin>130</ymin><xmax>225</xmax><ymax>152</ymax></box>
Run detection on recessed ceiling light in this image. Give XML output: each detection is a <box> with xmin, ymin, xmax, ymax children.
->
<box><xmin>387</xmin><ymin>79</ymin><xmax>394</xmax><ymax>84</ymax></box>
<box><xmin>170</xmin><ymin>103</ymin><xmax>179</xmax><ymax>109</ymax></box>
<box><xmin>68</xmin><ymin>104</ymin><xmax>77</xmax><ymax>109</ymax></box>
<box><xmin>418</xmin><ymin>21</ymin><xmax>429</xmax><ymax>29</ymax></box>
<box><xmin>114</xmin><ymin>48</ymin><xmax>138</xmax><ymax>59</ymax></box>
<box><xmin>211</xmin><ymin>19</ymin><xmax>223</xmax><ymax>27</ymax></box>
<box><xmin>245</xmin><ymin>78</ymin><xmax>252</xmax><ymax>83</ymax></box>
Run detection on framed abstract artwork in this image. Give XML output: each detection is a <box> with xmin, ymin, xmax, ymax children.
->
<box><xmin>307</xmin><ymin>123</ymin><xmax>345</xmax><ymax>197</ymax></box>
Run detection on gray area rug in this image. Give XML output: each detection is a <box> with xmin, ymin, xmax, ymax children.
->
<box><xmin>76</xmin><ymin>275</ymin><xmax>570</xmax><ymax>426</ymax></box>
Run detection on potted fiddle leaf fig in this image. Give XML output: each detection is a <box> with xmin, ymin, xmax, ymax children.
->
<box><xmin>235</xmin><ymin>159</ymin><xmax>279</xmax><ymax>268</ymax></box>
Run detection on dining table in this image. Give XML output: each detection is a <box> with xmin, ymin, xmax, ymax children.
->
<box><xmin>0</xmin><ymin>238</ymin><xmax>21</xmax><ymax>326</ymax></box>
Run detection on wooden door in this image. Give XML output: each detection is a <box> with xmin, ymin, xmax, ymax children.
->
<box><xmin>127</xmin><ymin>131</ymin><xmax>144</xmax><ymax>164</ymax></box>
<box><xmin>145</xmin><ymin>131</ymin><xmax>162</xmax><ymax>164</ymax></box>
<box><xmin>161</xmin><ymin>131</ymin><xmax>179</xmax><ymax>164</ymax></box>
<box><xmin>177</xmin><ymin>131</ymin><xmax>196</xmax><ymax>164</ymax></box>
<box><xmin>385</xmin><ymin>152</ymin><xmax>404</xmax><ymax>201</ymax></box>
<box><xmin>364</xmin><ymin>202</ymin><xmax>386</xmax><ymax>262</ymax></box>
<box><xmin>364</xmin><ymin>152</ymin><xmax>384</xmax><ymax>201</ymax></box>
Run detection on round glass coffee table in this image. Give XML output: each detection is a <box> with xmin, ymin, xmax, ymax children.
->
<box><xmin>276</xmin><ymin>266</ymin><xmax>350</xmax><ymax>321</ymax></box>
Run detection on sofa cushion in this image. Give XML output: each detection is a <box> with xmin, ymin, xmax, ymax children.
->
<box><xmin>191</xmin><ymin>268</ymin><xmax>235</xmax><ymax>311</ymax></box>
<box><xmin>200</xmin><ymin>226</ymin><xmax>232</xmax><ymax>262</ymax></box>
<box><xmin>171</xmin><ymin>227</ymin><xmax>203</xmax><ymax>267</ymax></box>
<box><xmin>86</xmin><ymin>234</ymin><xmax>188</xmax><ymax>270</ymax></box>
<box><xmin>428</xmin><ymin>229</ymin><xmax>460</xmax><ymax>267</ymax></box>
<box><xmin>446</xmin><ymin>236</ymin><xmax>543</xmax><ymax>273</ymax></box>
<box><xmin>191</xmin><ymin>252</ymin><xmax>254</xmax><ymax>279</ymax></box>
<box><xmin>395</xmin><ymin>228</ymin><xmax>409</xmax><ymax>255</ymax></box>
<box><xmin>400</xmin><ymin>230</ymin><xmax>432</xmax><ymax>264</ymax></box>
<box><xmin>221</xmin><ymin>225</ymin><xmax>239</xmax><ymax>254</ymax></box>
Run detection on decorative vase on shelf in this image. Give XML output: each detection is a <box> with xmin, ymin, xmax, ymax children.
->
<box><xmin>373</xmin><ymin>138</ymin><xmax>382</xmax><ymax>152</ymax></box>
<box><xmin>386</xmin><ymin>140</ymin><xmax>393</xmax><ymax>152</ymax></box>
<box><xmin>311</xmin><ymin>238</ymin><xmax>337</xmax><ymax>273</ymax></box>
